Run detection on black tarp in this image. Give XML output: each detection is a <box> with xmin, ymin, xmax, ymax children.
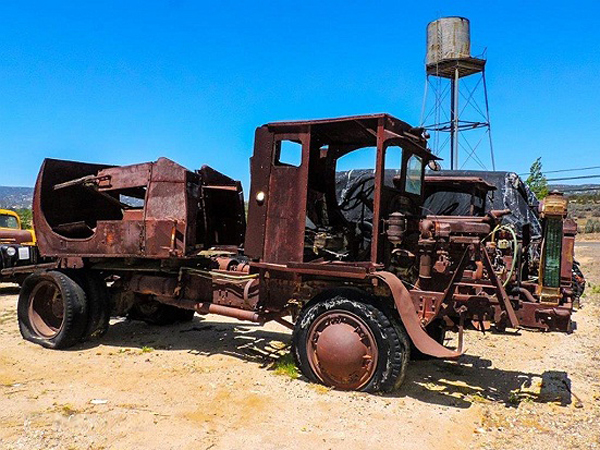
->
<box><xmin>334</xmin><ymin>169</ymin><xmax>542</xmax><ymax>238</ymax></box>
<box><xmin>335</xmin><ymin>169</ymin><xmax>401</xmax><ymax>223</ymax></box>
<box><xmin>423</xmin><ymin>190</ymin><xmax>485</xmax><ymax>217</ymax></box>
<box><xmin>425</xmin><ymin>170</ymin><xmax>542</xmax><ymax>238</ymax></box>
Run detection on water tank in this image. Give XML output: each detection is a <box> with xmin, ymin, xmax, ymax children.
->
<box><xmin>426</xmin><ymin>17</ymin><xmax>471</xmax><ymax>66</ymax></box>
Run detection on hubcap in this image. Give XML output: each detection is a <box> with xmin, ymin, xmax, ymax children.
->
<box><xmin>307</xmin><ymin>310</ymin><xmax>378</xmax><ymax>390</ymax></box>
<box><xmin>28</xmin><ymin>280</ymin><xmax>65</xmax><ymax>338</ymax></box>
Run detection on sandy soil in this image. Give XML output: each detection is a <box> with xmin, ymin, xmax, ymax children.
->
<box><xmin>1</xmin><ymin>244</ymin><xmax>599</xmax><ymax>450</ymax></box>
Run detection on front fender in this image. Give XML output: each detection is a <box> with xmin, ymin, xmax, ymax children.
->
<box><xmin>371</xmin><ymin>271</ymin><xmax>463</xmax><ymax>359</ymax></box>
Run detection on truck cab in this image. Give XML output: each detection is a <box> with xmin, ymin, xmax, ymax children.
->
<box><xmin>245</xmin><ymin>114</ymin><xmax>438</xmax><ymax>268</ymax></box>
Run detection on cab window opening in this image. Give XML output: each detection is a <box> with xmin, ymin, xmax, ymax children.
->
<box><xmin>0</xmin><ymin>214</ymin><xmax>19</xmax><ymax>229</ymax></box>
<box><xmin>405</xmin><ymin>155</ymin><xmax>423</xmax><ymax>195</ymax></box>
<box><xmin>274</xmin><ymin>139</ymin><xmax>303</xmax><ymax>167</ymax></box>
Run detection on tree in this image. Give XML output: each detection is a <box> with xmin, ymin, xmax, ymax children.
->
<box><xmin>526</xmin><ymin>157</ymin><xmax>549</xmax><ymax>199</ymax></box>
<box><xmin>15</xmin><ymin>208</ymin><xmax>32</xmax><ymax>229</ymax></box>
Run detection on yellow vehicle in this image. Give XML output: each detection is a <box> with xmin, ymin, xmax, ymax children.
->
<box><xmin>0</xmin><ymin>209</ymin><xmax>38</xmax><ymax>282</ymax></box>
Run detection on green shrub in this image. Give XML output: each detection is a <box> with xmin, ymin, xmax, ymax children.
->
<box><xmin>584</xmin><ymin>219</ymin><xmax>600</xmax><ymax>233</ymax></box>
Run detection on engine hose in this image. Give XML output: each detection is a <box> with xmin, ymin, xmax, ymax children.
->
<box><xmin>485</xmin><ymin>224</ymin><xmax>519</xmax><ymax>288</ymax></box>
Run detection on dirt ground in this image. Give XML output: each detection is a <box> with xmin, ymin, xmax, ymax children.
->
<box><xmin>1</xmin><ymin>243</ymin><xmax>599</xmax><ymax>450</ymax></box>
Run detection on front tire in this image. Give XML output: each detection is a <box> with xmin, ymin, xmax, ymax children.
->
<box><xmin>18</xmin><ymin>271</ymin><xmax>88</xmax><ymax>349</ymax></box>
<box><xmin>292</xmin><ymin>296</ymin><xmax>410</xmax><ymax>392</ymax></box>
<box><xmin>572</xmin><ymin>262</ymin><xmax>585</xmax><ymax>305</ymax></box>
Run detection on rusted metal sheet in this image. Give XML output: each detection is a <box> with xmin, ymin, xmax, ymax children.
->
<box><xmin>198</xmin><ymin>166</ymin><xmax>246</xmax><ymax>248</ymax></box>
<box><xmin>212</xmin><ymin>276</ymin><xmax>259</xmax><ymax>309</ymax></box>
<box><xmin>42</xmin><ymin>220</ymin><xmax>145</xmax><ymax>257</ymax></box>
<box><xmin>561</xmin><ymin>218</ymin><xmax>577</xmax><ymax>286</ymax></box>
<box><xmin>244</xmin><ymin>127</ymin><xmax>274</xmax><ymax>259</ymax></box>
<box><xmin>251</xmin><ymin>261</ymin><xmax>369</xmax><ymax>279</ymax></box>
<box><xmin>96</xmin><ymin>163</ymin><xmax>152</xmax><ymax>192</ymax></box>
<box><xmin>263</xmin><ymin>132</ymin><xmax>310</xmax><ymax>264</ymax></box>
<box><xmin>371</xmin><ymin>119</ymin><xmax>386</xmax><ymax>263</ymax></box>
<box><xmin>0</xmin><ymin>261</ymin><xmax>58</xmax><ymax>277</ymax></box>
<box><xmin>424</xmin><ymin>175</ymin><xmax>496</xmax><ymax>191</ymax></box>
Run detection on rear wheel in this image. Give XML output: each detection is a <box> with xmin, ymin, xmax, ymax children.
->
<box><xmin>58</xmin><ymin>269</ymin><xmax>111</xmax><ymax>341</ymax></box>
<box><xmin>129</xmin><ymin>299</ymin><xmax>195</xmax><ymax>325</ymax></box>
<box><xmin>18</xmin><ymin>271</ymin><xmax>88</xmax><ymax>349</ymax></box>
<box><xmin>292</xmin><ymin>296</ymin><xmax>410</xmax><ymax>392</ymax></box>
<box><xmin>81</xmin><ymin>272</ymin><xmax>111</xmax><ymax>340</ymax></box>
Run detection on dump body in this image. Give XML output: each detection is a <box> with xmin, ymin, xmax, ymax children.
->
<box><xmin>34</xmin><ymin>158</ymin><xmax>245</xmax><ymax>259</ymax></box>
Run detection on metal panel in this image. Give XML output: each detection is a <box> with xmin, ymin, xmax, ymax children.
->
<box><xmin>561</xmin><ymin>219</ymin><xmax>577</xmax><ymax>286</ymax></box>
<box><xmin>263</xmin><ymin>132</ymin><xmax>310</xmax><ymax>264</ymax></box>
<box><xmin>244</xmin><ymin>127</ymin><xmax>274</xmax><ymax>259</ymax></box>
<box><xmin>97</xmin><ymin>163</ymin><xmax>152</xmax><ymax>191</ymax></box>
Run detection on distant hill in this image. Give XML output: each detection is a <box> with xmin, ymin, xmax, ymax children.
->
<box><xmin>549</xmin><ymin>184</ymin><xmax>600</xmax><ymax>195</ymax></box>
<box><xmin>0</xmin><ymin>186</ymin><xmax>34</xmax><ymax>209</ymax></box>
<box><xmin>0</xmin><ymin>182</ymin><xmax>598</xmax><ymax>212</ymax></box>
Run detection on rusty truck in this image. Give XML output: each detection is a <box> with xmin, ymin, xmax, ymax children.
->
<box><xmin>14</xmin><ymin>114</ymin><xmax>578</xmax><ymax>392</ymax></box>
<box><xmin>0</xmin><ymin>209</ymin><xmax>43</xmax><ymax>284</ymax></box>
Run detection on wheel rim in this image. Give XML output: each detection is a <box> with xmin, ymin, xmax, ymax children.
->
<box><xmin>306</xmin><ymin>309</ymin><xmax>378</xmax><ymax>390</ymax></box>
<box><xmin>28</xmin><ymin>280</ymin><xmax>65</xmax><ymax>338</ymax></box>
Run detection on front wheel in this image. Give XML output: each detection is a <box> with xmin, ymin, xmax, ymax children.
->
<box><xmin>292</xmin><ymin>296</ymin><xmax>410</xmax><ymax>392</ymax></box>
<box><xmin>572</xmin><ymin>262</ymin><xmax>586</xmax><ymax>305</ymax></box>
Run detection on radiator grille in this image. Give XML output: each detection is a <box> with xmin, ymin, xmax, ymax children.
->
<box><xmin>542</xmin><ymin>218</ymin><xmax>563</xmax><ymax>288</ymax></box>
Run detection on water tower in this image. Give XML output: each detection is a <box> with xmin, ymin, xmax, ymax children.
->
<box><xmin>421</xmin><ymin>17</ymin><xmax>495</xmax><ymax>170</ymax></box>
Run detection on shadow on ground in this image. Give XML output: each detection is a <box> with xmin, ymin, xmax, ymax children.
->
<box><xmin>0</xmin><ymin>285</ymin><xmax>20</xmax><ymax>296</ymax></box>
<box><xmin>80</xmin><ymin>316</ymin><xmax>292</xmax><ymax>368</ymax></box>
<box><xmin>399</xmin><ymin>355</ymin><xmax>571</xmax><ymax>408</ymax></box>
<box><xmin>72</xmin><ymin>316</ymin><xmax>573</xmax><ymax>409</ymax></box>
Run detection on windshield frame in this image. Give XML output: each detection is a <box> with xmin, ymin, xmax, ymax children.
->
<box><xmin>382</xmin><ymin>138</ymin><xmax>426</xmax><ymax>200</ymax></box>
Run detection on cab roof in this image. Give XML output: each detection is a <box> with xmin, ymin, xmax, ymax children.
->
<box><xmin>264</xmin><ymin>113</ymin><xmax>440</xmax><ymax>161</ymax></box>
<box><xmin>0</xmin><ymin>209</ymin><xmax>20</xmax><ymax>218</ymax></box>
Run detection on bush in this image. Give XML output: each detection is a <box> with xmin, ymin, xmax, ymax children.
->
<box><xmin>15</xmin><ymin>208</ymin><xmax>32</xmax><ymax>229</ymax></box>
<box><xmin>584</xmin><ymin>219</ymin><xmax>600</xmax><ymax>233</ymax></box>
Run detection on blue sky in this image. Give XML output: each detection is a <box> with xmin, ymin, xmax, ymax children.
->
<box><xmin>0</xmin><ymin>1</ymin><xmax>599</xmax><ymax>190</ymax></box>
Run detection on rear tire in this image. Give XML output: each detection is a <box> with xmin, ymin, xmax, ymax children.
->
<box><xmin>129</xmin><ymin>299</ymin><xmax>195</xmax><ymax>325</ymax></box>
<box><xmin>292</xmin><ymin>295</ymin><xmax>410</xmax><ymax>392</ymax></box>
<box><xmin>18</xmin><ymin>271</ymin><xmax>88</xmax><ymax>349</ymax></box>
<box><xmin>81</xmin><ymin>272</ymin><xmax>111</xmax><ymax>340</ymax></box>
